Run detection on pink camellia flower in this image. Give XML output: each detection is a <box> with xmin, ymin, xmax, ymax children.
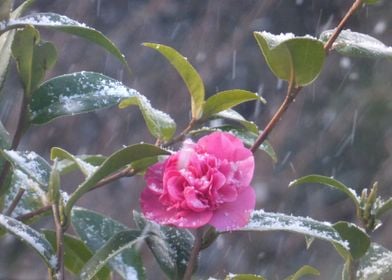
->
<box><xmin>140</xmin><ymin>131</ymin><xmax>255</xmax><ymax>231</ymax></box>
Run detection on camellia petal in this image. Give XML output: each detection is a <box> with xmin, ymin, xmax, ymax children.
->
<box><xmin>140</xmin><ymin>132</ymin><xmax>256</xmax><ymax>230</ymax></box>
<box><xmin>208</xmin><ymin>186</ymin><xmax>256</xmax><ymax>231</ymax></box>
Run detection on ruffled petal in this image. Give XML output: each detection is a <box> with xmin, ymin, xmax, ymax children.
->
<box><xmin>208</xmin><ymin>186</ymin><xmax>256</xmax><ymax>231</ymax></box>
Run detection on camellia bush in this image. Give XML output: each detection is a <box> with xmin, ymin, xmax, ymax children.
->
<box><xmin>0</xmin><ymin>0</ymin><xmax>391</xmax><ymax>279</ymax></box>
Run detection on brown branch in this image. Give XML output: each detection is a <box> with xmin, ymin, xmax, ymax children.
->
<box><xmin>5</xmin><ymin>188</ymin><xmax>25</xmax><ymax>216</ymax></box>
<box><xmin>323</xmin><ymin>0</ymin><xmax>363</xmax><ymax>53</ymax></box>
<box><xmin>251</xmin><ymin>0</ymin><xmax>363</xmax><ymax>153</ymax></box>
<box><xmin>16</xmin><ymin>205</ymin><xmax>52</xmax><ymax>221</ymax></box>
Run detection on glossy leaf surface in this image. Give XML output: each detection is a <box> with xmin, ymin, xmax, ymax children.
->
<box><xmin>289</xmin><ymin>175</ymin><xmax>360</xmax><ymax>209</ymax></box>
<box><xmin>6</xmin><ymin>12</ymin><xmax>130</xmax><ymax>71</ymax></box>
<box><xmin>0</xmin><ymin>214</ymin><xmax>56</xmax><ymax>269</ymax></box>
<box><xmin>80</xmin><ymin>230</ymin><xmax>143</xmax><ymax>280</ymax></box>
<box><xmin>63</xmin><ymin>144</ymin><xmax>169</xmax><ymax>217</ymax></box>
<box><xmin>143</xmin><ymin>42</ymin><xmax>205</xmax><ymax>119</ymax></box>
<box><xmin>357</xmin><ymin>243</ymin><xmax>392</xmax><ymax>280</ymax></box>
<box><xmin>44</xmin><ymin>230</ymin><xmax>111</xmax><ymax>280</ymax></box>
<box><xmin>202</xmin><ymin>90</ymin><xmax>265</xmax><ymax>119</ymax></box>
<box><xmin>320</xmin><ymin>29</ymin><xmax>392</xmax><ymax>59</ymax></box>
<box><xmin>72</xmin><ymin>208</ymin><xmax>145</xmax><ymax>280</ymax></box>
<box><xmin>134</xmin><ymin>212</ymin><xmax>194</xmax><ymax>280</ymax></box>
<box><xmin>254</xmin><ymin>31</ymin><xmax>325</xmax><ymax>86</ymax></box>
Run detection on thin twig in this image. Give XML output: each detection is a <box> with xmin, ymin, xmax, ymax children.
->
<box><xmin>5</xmin><ymin>188</ymin><xmax>25</xmax><ymax>216</ymax></box>
<box><xmin>16</xmin><ymin>205</ymin><xmax>52</xmax><ymax>221</ymax></box>
<box><xmin>183</xmin><ymin>228</ymin><xmax>204</xmax><ymax>280</ymax></box>
<box><xmin>323</xmin><ymin>0</ymin><xmax>363</xmax><ymax>53</ymax></box>
<box><xmin>163</xmin><ymin>118</ymin><xmax>198</xmax><ymax>147</ymax></box>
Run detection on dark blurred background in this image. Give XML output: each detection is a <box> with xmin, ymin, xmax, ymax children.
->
<box><xmin>1</xmin><ymin>0</ymin><xmax>392</xmax><ymax>279</ymax></box>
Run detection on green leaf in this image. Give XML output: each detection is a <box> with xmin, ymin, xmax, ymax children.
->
<box><xmin>357</xmin><ymin>243</ymin><xmax>392</xmax><ymax>280</ymax></box>
<box><xmin>5</xmin><ymin>12</ymin><xmax>130</xmax><ymax>72</ymax></box>
<box><xmin>143</xmin><ymin>43</ymin><xmax>205</xmax><ymax>119</ymax></box>
<box><xmin>12</xmin><ymin>25</ymin><xmax>57</xmax><ymax>93</ymax></box>
<box><xmin>134</xmin><ymin>211</ymin><xmax>194</xmax><ymax>280</ymax></box>
<box><xmin>289</xmin><ymin>175</ymin><xmax>360</xmax><ymax>210</ymax></box>
<box><xmin>202</xmin><ymin>90</ymin><xmax>265</xmax><ymax>120</ymax></box>
<box><xmin>0</xmin><ymin>0</ymin><xmax>35</xmax><ymax>93</ymax></box>
<box><xmin>213</xmin><ymin>109</ymin><xmax>259</xmax><ymax>134</ymax></box>
<box><xmin>56</xmin><ymin>154</ymin><xmax>106</xmax><ymax>176</ymax></box>
<box><xmin>1</xmin><ymin>150</ymin><xmax>50</xmax><ymax>186</ymax></box>
<box><xmin>0</xmin><ymin>214</ymin><xmax>56</xmax><ymax>269</ymax></box>
<box><xmin>375</xmin><ymin>198</ymin><xmax>392</xmax><ymax>219</ymax></box>
<box><xmin>51</xmin><ymin>147</ymin><xmax>98</xmax><ymax>178</ymax></box>
<box><xmin>72</xmin><ymin>208</ymin><xmax>145</xmax><ymax>280</ymax></box>
<box><xmin>62</xmin><ymin>144</ymin><xmax>169</xmax><ymax>218</ymax></box>
<box><xmin>254</xmin><ymin>31</ymin><xmax>325</xmax><ymax>86</ymax></box>
<box><xmin>284</xmin><ymin>265</ymin><xmax>320</xmax><ymax>280</ymax></box>
<box><xmin>80</xmin><ymin>230</ymin><xmax>143</xmax><ymax>280</ymax></box>
<box><xmin>119</xmin><ymin>95</ymin><xmax>176</xmax><ymax>141</ymax></box>
<box><xmin>320</xmin><ymin>29</ymin><xmax>392</xmax><ymax>59</ymax></box>
<box><xmin>225</xmin><ymin>274</ymin><xmax>266</xmax><ymax>280</ymax></box>
<box><xmin>30</xmin><ymin>72</ymin><xmax>176</xmax><ymax>141</ymax></box>
<box><xmin>43</xmin><ymin>230</ymin><xmax>111</xmax><ymax>280</ymax></box>
<box><xmin>333</xmin><ymin>222</ymin><xmax>370</xmax><ymax>260</ymax></box>
<box><xmin>47</xmin><ymin>159</ymin><xmax>60</xmax><ymax>204</ymax></box>
<box><xmin>2</xmin><ymin>169</ymin><xmax>47</xmax><ymax>217</ymax></box>
<box><xmin>228</xmin><ymin>209</ymin><xmax>349</xmax><ymax>251</ymax></box>
<box><xmin>189</xmin><ymin>126</ymin><xmax>277</xmax><ymax>163</ymax></box>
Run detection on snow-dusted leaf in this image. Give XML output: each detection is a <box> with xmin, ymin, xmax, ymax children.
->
<box><xmin>44</xmin><ymin>230</ymin><xmax>111</xmax><ymax>280</ymax></box>
<box><xmin>254</xmin><ymin>31</ymin><xmax>325</xmax><ymax>86</ymax></box>
<box><xmin>0</xmin><ymin>214</ymin><xmax>57</xmax><ymax>269</ymax></box>
<box><xmin>4</xmin><ymin>12</ymin><xmax>130</xmax><ymax>71</ymax></box>
<box><xmin>133</xmin><ymin>211</ymin><xmax>194</xmax><ymax>280</ymax></box>
<box><xmin>80</xmin><ymin>230</ymin><xmax>143</xmax><ymax>280</ymax></box>
<box><xmin>320</xmin><ymin>29</ymin><xmax>392</xmax><ymax>59</ymax></box>
<box><xmin>375</xmin><ymin>198</ymin><xmax>392</xmax><ymax>220</ymax></box>
<box><xmin>2</xmin><ymin>169</ymin><xmax>48</xmax><ymax>217</ymax></box>
<box><xmin>30</xmin><ymin>71</ymin><xmax>176</xmax><ymax>141</ymax></box>
<box><xmin>225</xmin><ymin>274</ymin><xmax>266</xmax><ymax>280</ymax></box>
<box><xmin>357</xmin><ymin>243</ymin><xmax>392</xmax><ymax>280</ymax></box>
<box><xmin>213</xmin><ymin>109</ymin><xmax>259</xmax><ymax>134</ymax></box>
<box><xmin>56</xmin><ymin>154</ymin><xmax>106</xmax><ymax>176</ymax></box>
<box><xmin>64</xmin><ymin>144</ymin><xmax>169</xmax><ymax>219</ymax></box>
<box><xmin>333</xmin><ymin>222</ymin><xmax>370</xmax><ymax>260</ymax></box>
<box><xmin>72</xmin><ymin>208</ymin><xmax>145</xmax><ymax>280</ymax></box>
<box><xmin>143</xmin><ymin>43</ymin><xmax>205</xmax><ymax>119</ymax></box>
<box><xmin>227</xmin><ymin>210</ymin><xmax>349</xmax><ymax>250</ymax></box>
<box><xmin>119</xmin><ymin>95</ymin><xmax>176</xmax><ymax>141</ymax></box>
<box><xmin>1</xmin><ymin>150</ymin><xmax>50</xmax><ymax>186</ymax></box>
<box><xmin>51</xmin><ymin>147</ymin><xmax>98</xmax><ymax>178</ymax></box>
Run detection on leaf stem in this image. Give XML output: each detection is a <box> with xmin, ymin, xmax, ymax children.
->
<box><xmin>183</xmin><ymin>228</ymin><xmax>204</xmax><ymax>280</ymax></box>
<box><xmin>16</xmin><ymin>205</ymin><xmax>52</xmax><ymax>221</ymax></box>
<box><xmin>5</xmin><ymin>188</ymin><xmax>25</xmax><ymax>216</ymax></box>
<box><xmin>52</xmin><ymin>202</ymin><xmax>64</xmax><ymax>280</ymax></box>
